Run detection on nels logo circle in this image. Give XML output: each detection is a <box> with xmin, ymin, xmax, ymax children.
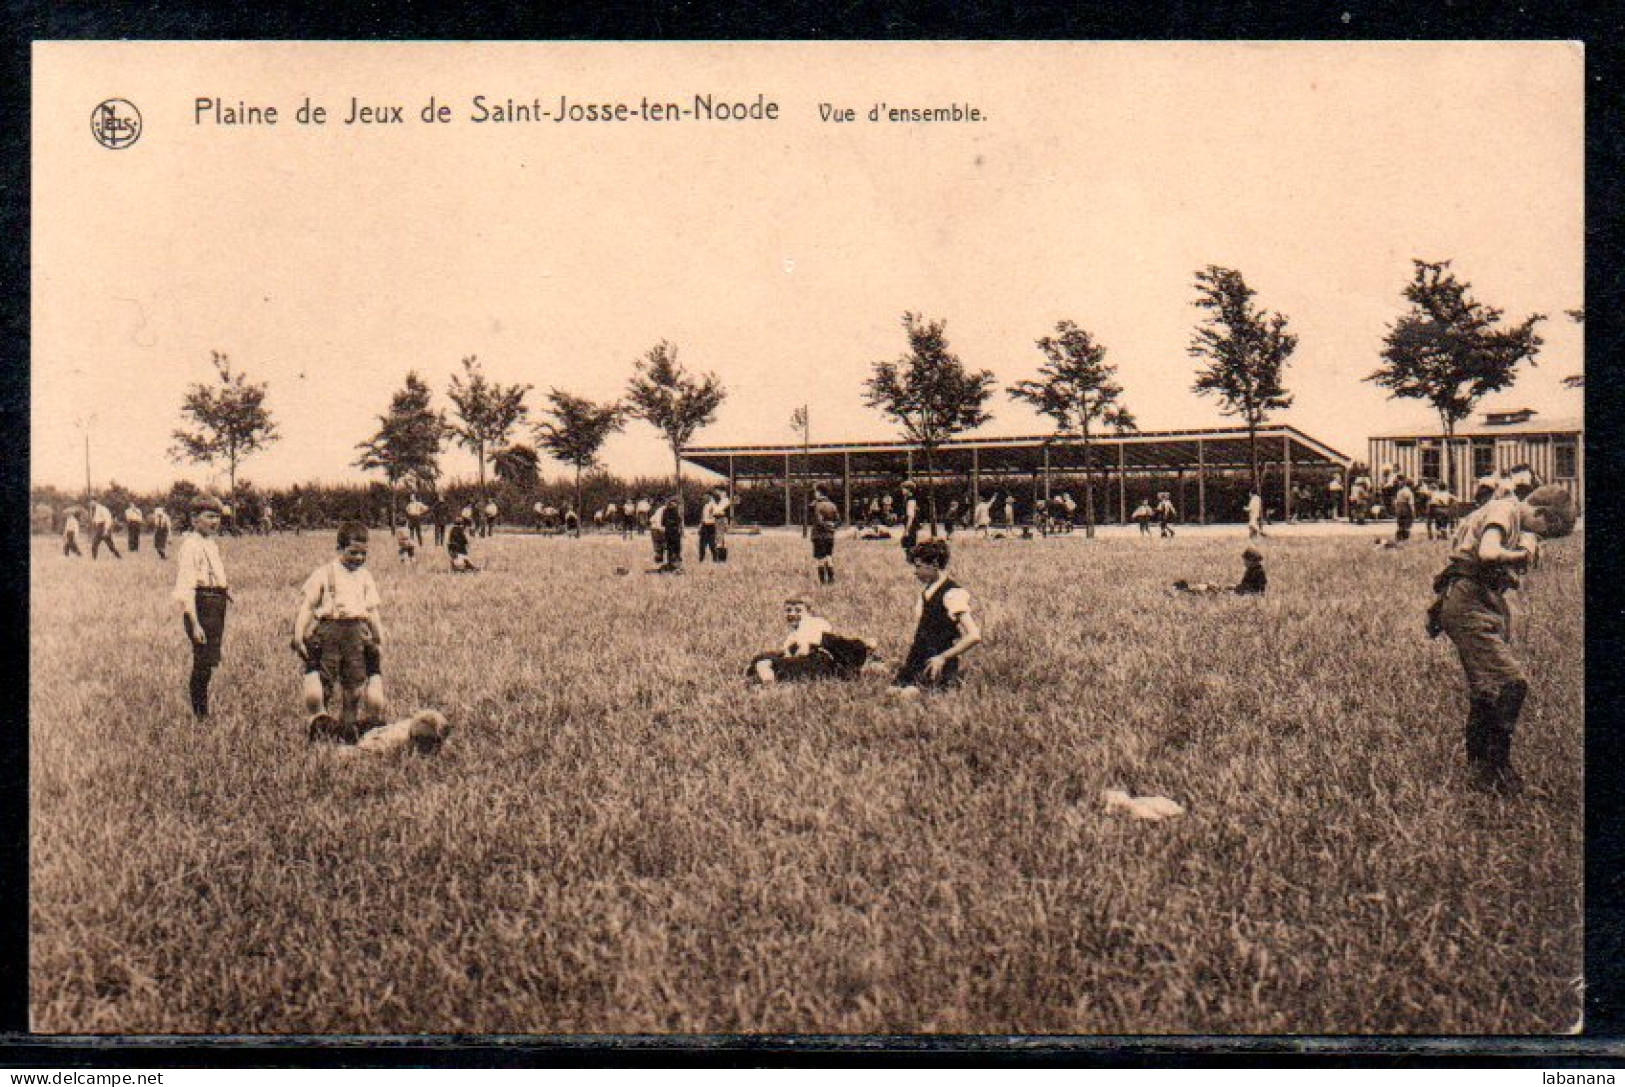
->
<box><xmin>91</xmin><ymin>99</ymin><xmax>142</xmax><ymax>149</ymax></box>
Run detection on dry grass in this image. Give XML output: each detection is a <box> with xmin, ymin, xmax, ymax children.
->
<box><xmin>29</xmin><ymin>526</ymin><xmax>1583</xmax><ymax>1035</ymax></box>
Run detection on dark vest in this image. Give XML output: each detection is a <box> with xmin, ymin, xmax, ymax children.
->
<box><xmin>902</xmin><ymin>577</ymin><xmax>963</xmax><ymax>679</ymax></box>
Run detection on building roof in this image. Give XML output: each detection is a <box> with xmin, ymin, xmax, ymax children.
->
<box><xmin>1369</xmin><ymin>415</ymin><xmax>1583</xmax><ymax>440</ymax></box>
<box><xmin>684</xmin><ymin>425</ymin><xmax>1352</xmax><ymax>481</ymax></box>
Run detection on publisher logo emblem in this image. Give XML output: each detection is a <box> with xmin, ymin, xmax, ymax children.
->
<box><xmin>91</xmin><ymin>99</ymin><xmax>142</xmax><ymax>149</ymax></box>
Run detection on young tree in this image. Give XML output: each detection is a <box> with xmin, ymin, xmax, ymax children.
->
<box><xmin>1188</xmin><ymin>266</ymin><xmax>1296</xmax><ymax>492</ymax></box>
<box><xmin>354</xmin><ymin>371</ymin><xmax>444</xmax><ymax>523</ymax></box>
<box><xmin>535</xmin><ymin>390</ymin><xmax>625</xmax><ymax>519</ymax></box>
<box><xmin>492</xmin><ymin>443</ymin><xmax>541</xmax><ymax>490</ymax></box>
<box><xmin>863</xmin><ymin>312</ymin><xmax>996</xmax><ymax>531</ymax></box>
<box><xmin>170</xmin><ymin>350</ymin><xmax>279</xmax><ymax>499</ymax></box>
<box><xmin>1367</xmin><ymin>260</ymin><xmax>1545</xmax><ymax>488</ymax></box>
<box><xmin>446</xmin><ymin>355</ymin><xmax>530</xmax><ymax>505</ymax></box>
<box><xmin>624</xmin><ymin>340</ymin><xmax>727</xmax><ymax>508</ymax></box>
<box><xmin>1010</xmin><ymin>320</ymin><xmax>1136</xmax><ymax>538</ymax></box>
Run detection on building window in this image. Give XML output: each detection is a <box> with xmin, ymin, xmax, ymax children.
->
<box><xmin>1421</xmin><ymin>445</ymin><xmax>1441</xmax><ymax>482</ymax></box>
<box><xmin>1472</xmin><ymin>440</ymin><xmax>1495</xmax><ymax>480</ymax></box>
<box><xmin>1555</xmin><ymin>440</ymin><xmax>1578</xmax><ymax>479</ymax></box>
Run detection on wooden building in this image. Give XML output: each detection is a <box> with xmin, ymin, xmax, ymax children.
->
<box><xmin>683</xmin><ymin>425</ymin><xmax>1351</xmax><ymax>526</ymax></box>
<box><xmin>1367</xmin><ymin>409</ymin><xmax>1583</xmax><ymax>509</ymax></box>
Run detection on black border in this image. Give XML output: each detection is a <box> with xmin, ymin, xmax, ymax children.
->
<box><xmin>3</xmin><ymin>0</ymin><xmax>1621</xmax><ymax>1066</ymax></box>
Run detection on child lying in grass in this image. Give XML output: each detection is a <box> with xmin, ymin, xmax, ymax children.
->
<box><xmin>746</xmin><ymin>594</ymin><xmax>880</xmax><ymax>684</ymax></box>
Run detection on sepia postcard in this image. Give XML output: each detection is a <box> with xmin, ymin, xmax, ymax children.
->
<box><xmin>28</xmin><ymin>41</ymin><xmax>1586</xmax><ymax>1044</ymax></box>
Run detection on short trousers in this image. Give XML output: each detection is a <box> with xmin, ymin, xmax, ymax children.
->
<box><xmin>812</xmin><ymin>535</ymin><xmax>835</xmax><ymax>560</ymax></box>
<box><xmin>1440</xmin><ymin>578</ymin><xmax>1524</xmax><ymax>698</ymax></box>
<box><xmin>304</xmin><ymin>618</ymin><xmax>381</xmax><ymax>693</ymax></box>
<box><xmin>186</xmin><ymin>588</ymin><xmax>230</xmax><ymax>668</ymax></box>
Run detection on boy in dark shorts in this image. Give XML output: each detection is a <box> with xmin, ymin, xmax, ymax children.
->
<box><xmin>892</xmin><ymin>538</ymin><xmax>982</xmax><ymax>694</ymax></box>
<box><xmin>293</xmin><ymin>522</ymin><xmax>387</xmax><ymax>742</ymax></box>
<box><xmin>811</xmin><ymin>484</ymin><xmax>840</xmax><ymax>584</ymax></box>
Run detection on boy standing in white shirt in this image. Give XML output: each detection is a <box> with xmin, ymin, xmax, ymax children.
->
<box><xmin>173</xmin><ymin>497</ymin><xmax>229</xmax><ymax>718</ymax></box>
<box><xmin>292</xmin><ymin>522</ymin><xmax>387</xmax><ymax>743</ymax></box>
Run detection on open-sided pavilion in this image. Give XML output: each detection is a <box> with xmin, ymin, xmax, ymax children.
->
<box><xmin>683</xmin><ymin>424</ymin><xmax>1353</xmax><ymax>525</ymax></box>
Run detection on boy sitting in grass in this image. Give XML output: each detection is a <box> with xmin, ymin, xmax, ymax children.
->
<box><xmin>1173</xmin><ymin>547</ymin><xmax>1267</xmax><ymax>596</ymax></box>
<box><xmin>293</xmin><ymin>522</ymin><xmax>388</xmax><ymax>743</ymax></box>
<box><xmin>892</xmin><ymin>538</ymin><xmax>982</xmax><ymax>694</ymax></box>
<box><xmin>746</xmin><ymin>594</ymin><xmax>881</xmax><ymax>685</ymax></box>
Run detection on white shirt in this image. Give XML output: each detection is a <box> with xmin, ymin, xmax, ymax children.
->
<box><xmin>915</xmin><ymin>573</ymin><xmax>971</xmax><ymax>622</ymax></box>
<box><xmin>151</xmin><ymin>509</ymin><xmax>171</xmax><ymax>530</ymax></box>
<box><xmin>91</xmin><ymin>503</ymin><xmax>113</xmax><ymax>529</ymax></box>
<box><xmin>172</xmin><ymin>533</ymin><xmax>228</xmax><ymax>601</ymax></box>
<box><xmin>63</xmin><ymin>514</ymin><xmax>79</xmax><ymax>535</ymax></box>
<box><xmin>302</xmin><ymin>560</ymin><xmax>381</xmax><ymax>621</ymax></box>
<box><xmin>636</xmin><ymin>499</ymin><xmax>651</xmax><ymax>514</ymax></box>
<box><xmin>1247</xmin><ymin>495</ymin><xmax>1263</xmax><ymax>519</ymax></box>
<box><xmin>701</xmin><ymin>498</ymin><xmax>719</xmax><ymax>526</ymax></box>
<box><xmin>125</xmin><ymin>506</ymin><xmax>143</xmax><ymax>523</ymax></box>
<box><xmin>782</xmin><ymin>615</ymin><xmax>834</xmax><ymax>656</ymax></box>
<box><xmin>406</xmin><ymin>500</ymin><xmax>428</xmax><ymax>518</ymax></box>
<box><xmin>484</xmin><ymin>502</ymin><xmax>498</xmax><ymax>516</ymax></box>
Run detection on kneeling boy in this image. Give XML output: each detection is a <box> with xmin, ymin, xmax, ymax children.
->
<box><xmin>893</xmin><ymin>538</ymin><xmax>982</xmax><ymax>692</ymax></box>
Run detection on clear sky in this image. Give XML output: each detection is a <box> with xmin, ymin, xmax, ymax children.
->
<box><xmin>32</xmin><ymin>41</ymin><xmax>1583</xmax><ymax>493</ymax></box>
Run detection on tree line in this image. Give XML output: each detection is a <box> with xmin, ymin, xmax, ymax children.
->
<box><xmin>67</xmin><ymin>260</ymin><xmax>1557</xmax><ymax>533</ymax></box>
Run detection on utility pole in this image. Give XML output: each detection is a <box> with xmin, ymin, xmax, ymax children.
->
<box><xmin>73</xmin><ymin>414</ymin><xmax>97</xmax><ymax>500</ymax></box>
<box><xmin>790</xmin><ymin>404</ymin><xmax>811</xmax><ymax>538</ymax></box>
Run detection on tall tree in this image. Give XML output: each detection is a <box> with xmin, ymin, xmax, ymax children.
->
<box><xmin>170</xmin><ymin>350</ymin><xmax>279</xmax><ymax>498</ymax></box>
<box><xmin>624</xmin><ymin>340</ymin><xmax>727</xmax><ymax>508</ymax></box>
<box><xmin>1009</xmin><ymin>321</ymin><xmax>1136</xmax><ymax>537</ymax></box>
<box><xmin>355</xmin><ymin>371</ymin><xmax>444</xmax><ymax>523</ymax></box>
<box><xmin>535</xmin><ymin>390</ymin><xmax>625</xmax><ymax>516</ymax></box>
<box><xmin>446</xmin><ymin>355</ymin><xmax>530</xmax><ymax>504</ymax></box>
<box><xmin>863</xmin><ymin>312</ymin><xmax>996</xmax><ymax>531</ymax></box>
<box><xmin>1367</xmin><ymin>260</ymin><xmax>1545</xmax><ymax>488</ymax></box>
<box><xmin>1188</xmin><ymin>266</ymin><xmax>1297</xmax><ymax>492</ymax></box>
<box><xmin>492</xmin><ymin>443</ymin><xmax>541</xmax><ymax>490</ymax></box>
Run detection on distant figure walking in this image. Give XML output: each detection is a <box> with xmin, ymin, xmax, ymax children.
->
<box><xmin>90</xmin><ymin>500</ymin><xmax>122</xmax><ymax>560</ymax></box>
<box><xmin>1155</xmin><ymin>492</ymin><xmax>1177</xmax><ymax>538</ymax></box>
<box><xmin>124</xmin><ymin>503</ymin><xmax>144</xmax><ymax>552</ymax></box>
<box><xmin>151</xmin><ymin>506</ymin><xmax>172</xmax><ymax>560</ymax></box>
<box><xmin>1246</xmin><ymin>489</ymin><xmax>1266</xmax><ymax>540</ymax></box>
<box><xmin>1132</xmin><ymin>499</ymin><xmax>1154</xmax><ymax>537</ymax></box>
<box><xmin>61</xmin><ymin>509</ymin><xmax>82</xmax><ymax>557</ymax></box>
<box><xmin>405</xmin><ymin>493</ymin><xmax>428</xmax><ymax>548</ymax></box>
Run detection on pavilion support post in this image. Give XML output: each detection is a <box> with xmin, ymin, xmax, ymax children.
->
<box><xmin>1043</xmin><ymin>444</ymin><xmax>1052</xmax><ymax>504</ymax></box>
<box><xmin>784</xmin><ymin>453</ymin><xmax>792</xmax><ymax>527</ymax></box>
<box><xmin>971</xmin><ymin>448</ymin><xmax>980</xmax><ymax>512</ymax></box>
<box><xmin>906</xmin><ymin>448</ymin><xmax>914</xmax><ymax>481</ymax></box>
<box><xmin>1118</xmin><ymin>442</ymin><xmax>1128</xmax><ymax>525</ymax></box>
<box><xmin>842</xmin><ymin>451</ymin><xmax>852</xmax><ymax>526</ymax></box>
<box><xmin>727</xmin><ymin>455</ymin><xmax>736</xmax><ymax>505</ymax></box>
<box><xmin>1283</xmin><ymin>435</ymin><xmax>1293</xmax><ymax>522</ymax></box>
<box><xmin>1197</xmin><ymin>439</ymin><xmax>1206</xmax><ymax>525</ymax></box>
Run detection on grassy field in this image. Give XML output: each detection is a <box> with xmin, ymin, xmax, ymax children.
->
<box><xmin>29</xmin><ymin>525</ymin><xmax>1583</xmax><ymax>1035</ymax></box>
